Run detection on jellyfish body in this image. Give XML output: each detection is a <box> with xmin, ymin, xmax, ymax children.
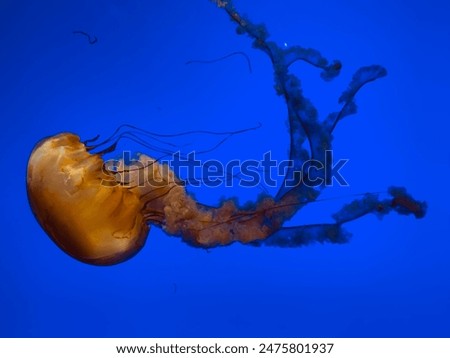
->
<box><xmin>27</xmin><ymin>134</ymin><xmax>150</xmax><ymax>264</ymax></box>
<box><xmin>27</xmin><ymin>0</ymin><xmax>427</xmax><ymax>265</ymax></box>
<box><xmin>27</xmin><ymin>133</ymin><xmax>301</xmax><ymax>264</ymax></box>
<box><xmin>27</xmin><ymin>132</ymin><xmax>426</xmax><ymax>265</ymax></box>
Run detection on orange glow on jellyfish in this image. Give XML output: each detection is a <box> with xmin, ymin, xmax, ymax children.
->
<box><xmin>27</xmin><ymin>134</ymin><xmax>150</xmax><ymax>265</ymax></box>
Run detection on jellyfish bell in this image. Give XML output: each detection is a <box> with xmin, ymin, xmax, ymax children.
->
<box><xmin>26</xmin><ymin>132</ymin><xmax>177</xmax><ymax>265</ymax></box>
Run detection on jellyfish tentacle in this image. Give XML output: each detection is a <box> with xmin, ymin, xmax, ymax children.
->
<box><xmin>186</xmin><ymin>51</ymin><xmax>253</xmax><ymax>73</ymax></box>
<box><xmin>87</xmin><ymin>123</ymin><xmax>262</xmax><ymax>160</ymax></box>
<box><xmin>86</xmin><ymin>123</ymin><xmax>262</xmax><ymax>151</ymax></box>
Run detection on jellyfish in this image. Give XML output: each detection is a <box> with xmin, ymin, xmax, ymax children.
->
<box><xmin>26</xmin><ymin>0</ymin><xmax>426</xmax><ymax>265</ymax></box>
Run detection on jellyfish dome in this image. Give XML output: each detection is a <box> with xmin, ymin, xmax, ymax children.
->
<box><xmin>27</xmin><ymin>133</ymin><xmax>155</xmax><ymax>265</ymax></box>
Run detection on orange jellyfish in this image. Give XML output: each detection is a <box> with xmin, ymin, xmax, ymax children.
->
<box><xmin>26</xmin><ymin>0</ymin><xmax>426</xmax><ymax>265</ymax></box>
<box><xmin>26</xmin><ymin>132</ymin><xmax>301</xmax><ymax>265</ymax></box>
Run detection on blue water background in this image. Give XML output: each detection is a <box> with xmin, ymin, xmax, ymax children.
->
<box><xmin>1</xmin><ymin>0</ymin><xmax>449</xmax><ymax>337</ymax></box>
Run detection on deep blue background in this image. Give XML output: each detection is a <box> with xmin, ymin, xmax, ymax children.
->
<box><xmin>1</xmin><ymin>0</ymin><xmax>449</xmax><ymax>337</ymax></box>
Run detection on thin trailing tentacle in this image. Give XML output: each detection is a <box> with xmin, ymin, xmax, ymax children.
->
<box><xmin>186</xmin><ymin>51</ymin><xmax>253</xmax><ymax>73</ymax></box>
